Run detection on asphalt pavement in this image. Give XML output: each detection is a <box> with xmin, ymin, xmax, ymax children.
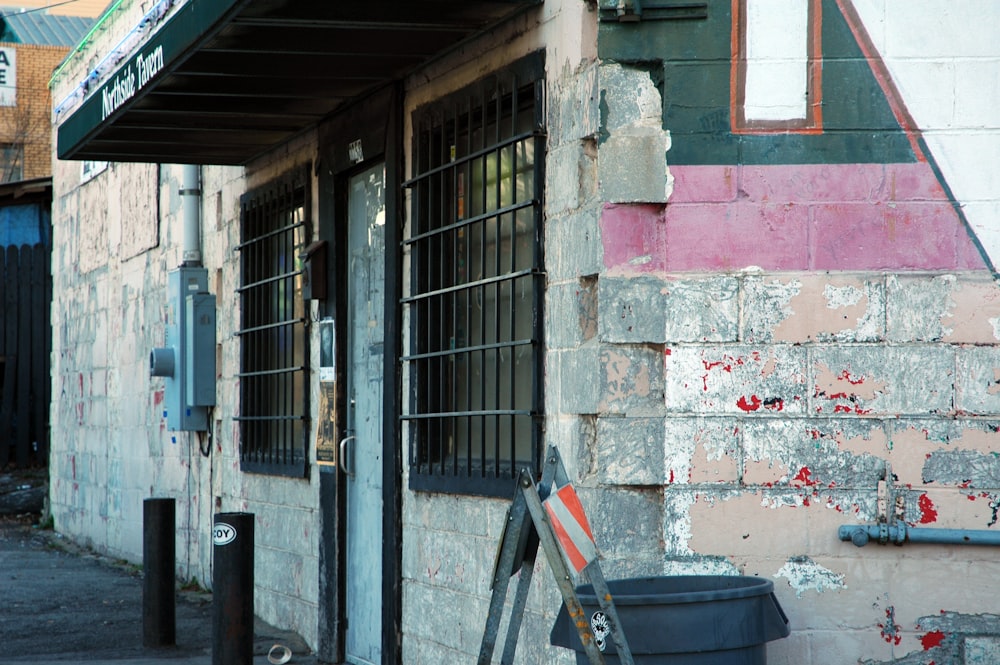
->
<box><xmin>0</xmin><ymin>517</ymin><xmax>318</xmax><ymax>665</ymax></box>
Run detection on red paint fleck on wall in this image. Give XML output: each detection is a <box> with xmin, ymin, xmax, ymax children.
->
<box><xmin>664</xmin><ymin>348</ymin><xmax>672</xmax><ymax>356</ymax></box>
<box><xmin>737</xmin><ymin>395</ymin><xmax>762</xmax><ymax>412</ymax></box>
<box><xmin>918</xmin><ymin>494</ymin><xmax>938</xmax><ymax>524</ymax></box>
<box><xmin>703</xmin><ymin>355</ymin><xmax>746</xmax><ymax>373</ymax></box>
<box><xmin>833</xmin><ymin>403</ymin><xmax>872</xmax><ymax>415</ymax></box>
<box><xmin>763</xmin><ymin>397</ymin><xmax>784</xmax><ymax>411</ymax></box>
<box><xmin>153</xmin><ymin>390</ymin><xmax>164</xmax><ymax>406</ymax></box>
<box><xmin>920</xmin><ymin>630</ymin><xmax>945</xmax><ymax>650</ymax></box>
<box><xmin>793</xmin><ymin>467</ymin><xmax>819</xmax><ymax>486</ymax></box>
<box><xmin>838</xmin><ymin>370</ymin><xmax>866</xmax><ymax>385</ymax></box>
<box><xmin>879</xmin><ymin>607</ymin><xmax>903</xmax><ymax>646</ymax></box>
<box><xmin>668</xmin><ymin>469</ymin><xmax>675</xmax><ymax>484</ymax></box>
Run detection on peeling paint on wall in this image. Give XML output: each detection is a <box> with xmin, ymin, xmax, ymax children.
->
<box><xmin>775</xmin><ymin>556</ymin><xmax>846</xmax><ymax>597</ymax></box>
<box><xmin>597</xmin><ymin>63</ymin><xmax>672</xmax><ymax>204</ymax></box>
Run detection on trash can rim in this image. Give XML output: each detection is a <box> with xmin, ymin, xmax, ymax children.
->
<box><xmin>574</xmin><ymin>575</ymin><xmax>775</xmax><ymax>606</ymax></box>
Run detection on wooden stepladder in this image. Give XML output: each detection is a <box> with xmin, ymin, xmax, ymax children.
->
<box><xmin>478</xmin><ymin>447</ymin><xmax>634</xmax><ymax>665</ymax></box>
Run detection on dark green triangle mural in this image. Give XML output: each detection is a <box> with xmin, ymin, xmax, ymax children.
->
<box><xmin>598</xmin><ymin>0</ymin><xmax>917</xmax><ymax>165</ymax></box>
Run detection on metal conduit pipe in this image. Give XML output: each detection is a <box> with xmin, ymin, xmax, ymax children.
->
<box><xmin>180</xmin><ymin>164</ymin><xmax>202</xmax><ymax>266</ymax></box>
<box><xmin>839</xmin><ymin>523</ymin><xmax>1000</xmax><ymax>547</ymax></box>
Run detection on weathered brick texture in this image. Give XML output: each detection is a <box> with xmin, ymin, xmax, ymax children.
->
<box><xmin>0</xmin><ymin>42</ymin><xmax>67</xmax><ymax>180</ymax></box>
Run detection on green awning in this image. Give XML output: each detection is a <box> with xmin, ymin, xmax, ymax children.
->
<box><xmin>57</xmin><ymin>0</ymin><xmax>539</xmax><ymax>165</ymax></box>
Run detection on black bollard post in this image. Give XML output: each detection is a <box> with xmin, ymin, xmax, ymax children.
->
<box><xmin>143</xmin><ymin>498</ymin><xmax>176</xmax><ymax>648</ymax></box>
<box><xmin>212</xmin><ymin>512</ymin><xmax>254</xmax><ymax>665</ymax></box>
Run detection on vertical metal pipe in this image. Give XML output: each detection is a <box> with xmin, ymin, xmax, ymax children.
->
<box><xmin>180</xmin><ymin>164</ymin><xmax>202</xmax><ymax>266</ymax></box>
<box><xmin>143</xmin><ymin>498</ymin><xmax>176</xmax><ymax>648</ymax></box>
<box><xmin>213</xmin><ymin>512</ymin><xmax>254</xmax><ymax>665</ymax></box>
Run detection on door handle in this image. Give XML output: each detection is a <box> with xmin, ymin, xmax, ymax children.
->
<box><xmin>339</xmin><ymin>435</ymin><xmax>356</xmax><ymax>478</ymax></box>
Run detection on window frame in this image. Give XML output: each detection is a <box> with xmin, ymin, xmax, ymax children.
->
<box><xmin>402</xmin><ymin>52</ymin><xmax>546</xmax><ymax>497</ymax></box>
<box><xmin>235</xmin><ymin>165</ymin><xmax>312</xmax><ymax>477</ymax></box>
<box><xmin>0</xmin><ymin>142</ymin><xmax>23</xmax><ymax>182</ymax></box>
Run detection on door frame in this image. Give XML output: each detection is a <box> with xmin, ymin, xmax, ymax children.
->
<box><xmin>316</xmin><ymin>83</ymin><xmax>402</xmax><ymax>665</ymax></box>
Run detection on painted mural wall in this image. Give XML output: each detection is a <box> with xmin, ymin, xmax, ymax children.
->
<box><xmin>589</xmin><ymin>0</ymin><xmax>1000</xmax><ymax>663</ymax></box>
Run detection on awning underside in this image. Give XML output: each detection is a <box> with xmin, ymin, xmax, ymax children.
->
<box><xmin>57</xmin><ymin>0</ymin><xmax>538</xmax><ymax>165</ymax></box>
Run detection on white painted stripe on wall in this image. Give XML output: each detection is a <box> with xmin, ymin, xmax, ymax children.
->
<box><xmin>851</xmin><ymin>0</ymin><xmax>1000</xmax><ymax>271</ymax></box>
<box><xmin>743</xmin><ymin>0</ymin><xmax>810</xmax><ymax>122</ymax></box>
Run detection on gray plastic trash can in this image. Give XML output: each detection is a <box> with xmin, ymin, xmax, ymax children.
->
<box><xmin>550</xmin><ymin>576</ymin><xmax>790</xmax><ymax>664</ymax></box>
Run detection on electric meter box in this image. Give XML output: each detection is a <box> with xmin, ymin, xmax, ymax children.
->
<box><xmin>150</xmin><ymin>267</ymin><xmax>216</xmax><ymax>431</ymax></box>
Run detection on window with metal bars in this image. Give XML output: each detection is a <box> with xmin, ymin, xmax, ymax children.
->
<box><xmin>403</xmin><ymin>53</ymin><xmax>545</xmax><ymax>497</ymax></box>
<box><xmin>236</xmin><ymin>167</ymin><xmax>310</xmax><ymax>477</ymax></box>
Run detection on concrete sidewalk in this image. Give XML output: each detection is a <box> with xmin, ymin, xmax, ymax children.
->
<box><xmin>0</xmin><ymin>518</ymin><xmax>319</xmax><ymax>665</ymax></box>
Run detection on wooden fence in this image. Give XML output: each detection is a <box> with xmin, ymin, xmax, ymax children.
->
<box><xmin>1</xmin><ymin>243</ymin><xmax>51</xmax><ymax>469</ymax></box>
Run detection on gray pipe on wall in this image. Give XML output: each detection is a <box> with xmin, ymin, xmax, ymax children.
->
<box><xmin>839</xmin><ymin>523</ymin><xmax>1000</xmax><ymax>547</ymax></box>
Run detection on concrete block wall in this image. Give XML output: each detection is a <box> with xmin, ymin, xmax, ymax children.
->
<box><xmin>401</xmin><ymin>492</ymin><xmax>575</xmax><ymax>665</ymax></box>
<box><xmin>50</xmin><ymin>4</ymin><xmax>323</xmax><ymax>645</ymax></box>
<box><xmin>577</xmin><ymin>268</ymin><xmax>1000</xmax><ymax>664</ymax></box>
<box><xmin>581</xmin><ymin>1</ymin><xmax>1000</xmax><ymax>661</ymax></box>
<box><xmin>399</xmin><ymin>2</ymin><xmax>605</xmax><ymax>662</ymax></box>
<box><xmin>49</xmin><ymin>155</ymin><xmax>323</xmax><ymax>647</ymax></box>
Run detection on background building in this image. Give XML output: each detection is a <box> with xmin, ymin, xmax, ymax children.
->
<box><xmin>0</xmin><ymin>6</ymin><xmax>90</xmax><ymax>470</ymax></box>
<box><xmin>0</xmin><ymin>6</ymin><xmax>91</xmax><ymax>181</ymax></box>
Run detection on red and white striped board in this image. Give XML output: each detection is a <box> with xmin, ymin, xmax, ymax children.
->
<box><xmin>543</xmin><ymin>483</ymin><xmax>597</xmax><ymax>574</ymax></box>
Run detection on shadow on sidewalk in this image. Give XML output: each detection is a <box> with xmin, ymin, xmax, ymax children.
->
<box><xmin>0</xmin><ymin>518</ymin><xmax>314</xmax><ymax>663</ymax></box>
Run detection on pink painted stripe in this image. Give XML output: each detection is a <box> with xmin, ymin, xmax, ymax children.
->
<box><xmin>600</xmin><ymin>164</ymin><xmax>987</xmax><ymax>273</ymax></box>
<box><xmin>601</xmin><ymin>203</ymin><xmax>668</xmax><ymax>273</ymax></box>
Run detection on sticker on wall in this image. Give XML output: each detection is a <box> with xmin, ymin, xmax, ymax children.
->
<box><xmin>591</xmin><ymin>611</ymin><xmax>611</xmax><ymax>652</ymax></box>
<box><xmin>319</xmin><ymin>318</ymin><xmax>335</xmax><ymax>382</ymax></box>
<box><xmin>315</xmin><ymin>382</ymin><xmax>338</xmax><ymax>467</ymax></box>
<box><xmin>213</xmin><ymin>523</ymin><xmax>237</xmax><ymax>546</ymax></box>
<box><xmin>348</xmin><ymin>139</ymin><xmax>364</xmax><ymax>164</ymax></box>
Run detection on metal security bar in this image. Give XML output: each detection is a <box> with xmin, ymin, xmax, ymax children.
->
<box><xmin>403</xmin><ymin>53</ymin><xmax>545</xmax><ymax>496</ymax></box>
<box><xmin>236</xmin><ymin>168</ymin><xmax>310</xmax><ymax>476</ymax></box>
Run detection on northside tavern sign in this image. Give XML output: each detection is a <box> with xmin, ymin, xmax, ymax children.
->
<box><xmin>102</xmin><ymin>45</ymin><xmax>165</xmax><ymax>121</ymax></box>
<box><xmin>57</xmin><ymin>0</ymin><xmax>246</xmax><ymax>160</ymax></box>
